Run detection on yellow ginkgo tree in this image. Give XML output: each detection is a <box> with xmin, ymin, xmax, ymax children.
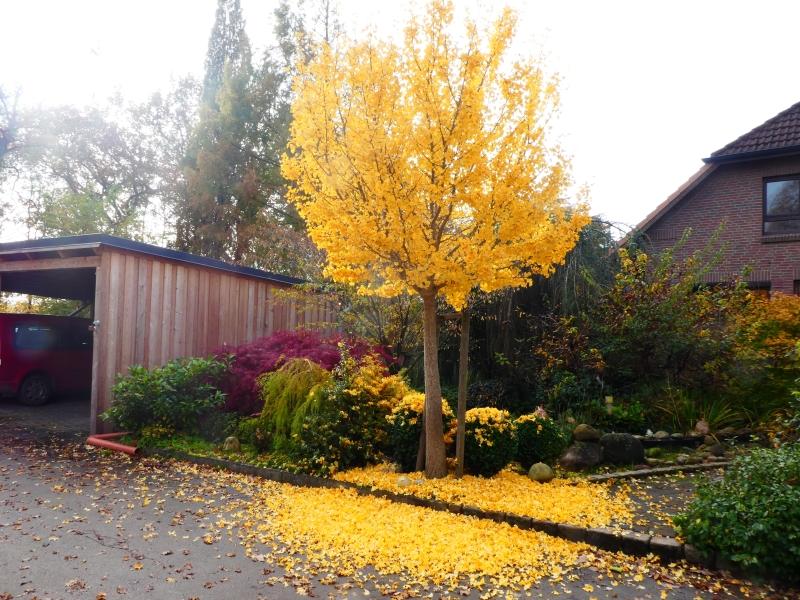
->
<box><xmin>281</xmin><ymin>0</ymin><xmax>589</xmax><ymax>478</ymax></box>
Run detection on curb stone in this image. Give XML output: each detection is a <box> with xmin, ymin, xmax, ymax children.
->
<box><xmin>138</xmin><ymin>447</ymin><xmax>723</xmax><ymax>568</ymax></box>
<box><xmin>586</xmin><ymin>461</ymin><xmax>730</xmax><ymax>482</ymax></box>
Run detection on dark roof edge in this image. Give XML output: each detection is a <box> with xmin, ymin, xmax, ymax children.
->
<box><xmin>620</xmin><ymin>163</ymin><xmax>717</xmax><ymax>247</ymax></box>
<box><xmin>0</xmin><ymin>234</ymin><xmax>305</xmax><ymax>286</ymax></box>
<box><xmin>703</xmin><ymin>144</ymin><xmax>800</xmax><ymax>164</ymax></box>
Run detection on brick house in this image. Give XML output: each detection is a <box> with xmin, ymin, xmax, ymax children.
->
<box><xmin>635</xmin><ymin>101</ymin><xmax>800</xmax><ymax>295</ymax></box>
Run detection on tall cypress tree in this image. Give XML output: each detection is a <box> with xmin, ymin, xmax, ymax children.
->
<box><xmin>202</xmin><ymin>0</ymin><xmax>250</xmax><ymax>108</ymax></box>
<box><xmin>175</xmin><ymin>0</ymin><xmax>328</xmax><ymax>275</ymax></box>
<box><xmin>178</xmin><ymin>0</ymin><xmax>254</xmax><ymax>259</ymax></box>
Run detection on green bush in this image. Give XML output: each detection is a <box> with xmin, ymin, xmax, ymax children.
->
<box><xmin>290</xmin><ymin>351</ymin><xmax>408</xmax><ymax>475</ymax></box>
<box><xmin>654</xmin><ymin>387</ymin><xmax>742</xmax><ymax>433</ymax></box>
<box><xmin>790</xmin><ymin>382</ymin><xmax>800</xmax><ymax>435</ymax></box>
<box><xmin>386</xmin><ymin>391</ymin><xmax>455</xmax><ymax>472</ymax></box>
<box><xmin>236</xmin><ymin>416</ymin><xmax>262</xmax><ymax>447</ymax></box>
<box><xmin>514</xmin><ymin>411</ymin><xmax>567</xmax><ymax>468</ymax></box>
<box><xmin>197</xmin><ymin>410</ymin><xmax>240</xmax><ymax>443</ymax></box>
<box><xmin>104</xmin><ymin>356</ymin><xmax>229</xmax><ymax>434</ymax></box>
<box><xmin>255</xmin><ymin>358</ymin><xmax>331</xmax><ymax>450</ymax></box>
<box><xmin>598</xmin><ymin>398</ymin><xmax>647</xmax><ymax>433</ymax></box>
<box><xmin>464</xmin><ymin>407</ymin><xmax>517</xmax><ymax>477</ymax></box>
<box><xmin>674</xmin><ymin>445</ymin><xmax>800</xmax><ymax>580</ymax></box>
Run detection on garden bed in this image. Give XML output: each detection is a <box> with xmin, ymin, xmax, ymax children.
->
<box><xmin>333</xmin><ymin>463</ymin><xmax>633</xmax><ymax>529</ymax></box>
<box><xmin>134</xmin><ymin>444</ymin><xmax>725</xmax><ymax>567</ymax></box>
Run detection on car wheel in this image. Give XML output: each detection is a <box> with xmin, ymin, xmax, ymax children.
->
<box><xmin>18</xmin><ymin>375</ymin><xmax>52</xmax><ymax>406</ymax></box>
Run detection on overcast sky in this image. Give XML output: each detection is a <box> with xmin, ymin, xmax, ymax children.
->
<box><xmin>4</xmin><ymin>0</ymin><xmax>800</xmax><ymax>233</ymax></box>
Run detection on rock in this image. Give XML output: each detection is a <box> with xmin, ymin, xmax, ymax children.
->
<box><xmin>645</xmin><ymin>457</ymin><xmax>665</xmax><ymax>467</ymax></box>
<box><xmin>670</xmin><ymin>432</ymin><xmax>684</xmax><ymax>439</ymax></box>
<box><xmin>708</xmin><ymin>443</ymin><xmax>726</xmax><ymax>457</ymax></box>
<box><xmin>396</xmin><ymin>476</ymin><xmax>412</xmax><ymax>488</ymax></box>
<box><xmin>528</xmin><ymin>462</ymin><xmax>555</xmax><ymax>483</ymax></box>
<box><xmin>716</xmin><ymin>426</ymin><xmax>736</xmax><ymax>439</ymax></box>
<box><xmin>703</xmin><ymin>435</ymin><xmax>716</xmax><ymax>446</ymax></box>
<box><xmin>222</xmin><ymin>436</ymin><xmax>241</xmax><ymax>452</ymax></box>
<box><xmin>694</xmin><ymin>419</ymin><xmax>710</xmax><ymax>435</ymax></box>
<box><xmin>559</xmin><ymin>442</ymin><xmax>603</xmax><ymax>470</ymax></box>
<box><xmin>654</xmin><ymin>430</ymin><xmax>670</xmax><ymax>440</ymax></box>
<box><xmin>599</xmin><ymin>433</ymin><xmax>645</xmax><ymax>464</ymax></box>
<box><xmin>573</xmin><ymin>424</ymin><xmax>601</xmax><ymax>442</ymax></box>
<box><xmin>676</xmin><ymin>453</ymin><xmax>691</xmax><ymax>465</ymax></box>
<box><xmin>645</xmin><ymin>447</ymin><xmax>663</xmax><ymax>458</ymax></box>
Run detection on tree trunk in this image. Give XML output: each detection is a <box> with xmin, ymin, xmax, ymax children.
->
<box><xmin>455</xmin><ymin>308</ymin><xmax>470</xmax><ymax>478</ymax></box>
<box><xmin>414</xmin><ymin>417</ymin><xmax>426</xmax><ymax>472</ymax></box>
<box><xmin>421</xmin><ymin>291</ymin><xmax>448</xmax><ymax>478</ymax></box>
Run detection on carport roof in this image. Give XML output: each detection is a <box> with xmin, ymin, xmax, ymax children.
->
<box><xmin>0</xmin><ymin>234</ymin><xmax>304</xmax><ymax>286</ymax></box>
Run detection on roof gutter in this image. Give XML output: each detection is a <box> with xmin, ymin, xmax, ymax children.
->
<box><xmin>704</xmin><ymin>144</ymin><xmax>800</xmax><ymax>164</ymax></box>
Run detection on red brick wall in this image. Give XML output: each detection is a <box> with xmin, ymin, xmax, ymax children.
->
<box><xmin>644</xmin><ymin>155</ymin><xmax>800</xmax><ymax>294</ymax></box>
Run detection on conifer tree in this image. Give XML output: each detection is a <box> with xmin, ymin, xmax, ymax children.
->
<box><xmin>202</xmin><ymin>0</ymin><xmax>250</xmax><ymax>108</ymax></box>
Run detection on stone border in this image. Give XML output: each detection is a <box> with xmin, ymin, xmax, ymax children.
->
<box><xmin>139</xmin><ymin>447</ymin><xmax>726</xmax><ymax>570</ymax></box>
<box><xmin>587</xmin><ymin>461</ymin><xmax>730</xmax><ymax>482</ymax></box>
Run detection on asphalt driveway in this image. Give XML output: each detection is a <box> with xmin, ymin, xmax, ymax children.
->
<box><xmin>0</xmin><ymin>409</ymin><xmax>793</xmax><ymax>599</ymax></box>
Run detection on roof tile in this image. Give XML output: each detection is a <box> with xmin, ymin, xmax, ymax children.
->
<box><xmin>707</xmin><ymin>100</ymin><xmax>800</xmax><ymax>161</ymax></box>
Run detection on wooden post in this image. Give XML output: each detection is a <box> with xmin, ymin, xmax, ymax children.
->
<box><xmin>455</xmin><ymin>308</ymin><xmax>470</xmax><ymax>478</ymax></box>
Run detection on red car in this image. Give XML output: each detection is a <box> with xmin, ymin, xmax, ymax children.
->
<box><xmin>0</xmin><ymin>313</ymin><xmax>93</xmax><ymax>405</ymax></box>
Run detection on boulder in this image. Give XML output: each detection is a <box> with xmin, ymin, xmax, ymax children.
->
<box><xmin>654</xmin><ymin>430</ymin><xmax>670</xmax><ymax>440</ymax></box>
<box><xmin>716</xmin><ymin>426</ymin><xmax>736</xmax><ymax>439</ymax></box>
<box><xmin>670</xmin><ymin>432</ymin><xmax>684</xmax><ymax>439</ymax></box>
<box><xmin>599</xmin><ymin>433</ymin><xmax>645</xmax><ymax>465</ymax></box>
<box><xmin>559</xmin><ymin>442</ymin><xmax>603</xmax><ymax>470</ymax></box>
<box><xmin>572</xmin><ymin>424</ymin><xmax>601</xmax><ymax>442</ymax></box>
<box><xmin>397</xmin><ymin>476</ymin><xmax>412</xmax><ymax>488</ymax></box>
<box><xmin>675</xmin><ymin>453</ymin><xmax>691</xmax><ymax>465</ymax></box>
<box><xmin>645</xmin><ymin>447</ymin><xmax>663</xmax><ymax>458</ymax></box>
<box><xmin>694</xmin><ymin>419</ymin><xmax>710</xmax><ymax>435</ymax></box>
<box><xmin>528</xmin><ymin>462</ymin><xmax>555</xmax><ymax>483</ymax></box>
<box><xmin>708</xmin><ymin>443</ymin><xmax>726</xmax><ymax>457</ymax></box>
<box><xmin>222</xmin><ymin>436</ymin><xmax>241</xmax><ymax>453</ymax></box>
<box><xmin>703</xmin><ymin>434</ymin><xmax>716</xmax><ymax>446</ymax></box>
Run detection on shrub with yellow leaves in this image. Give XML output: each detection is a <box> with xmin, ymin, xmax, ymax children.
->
<box><xmin>464</xmin><ymin>407</ymin><xmax>517</xmax><ymax>476</ymax></box>
<box><xmin>290</xmin><ymin>347</ymin><xmax>411</xmax><ymax>475</ymax></box>
<box><xmin>515</xmin><ymin>409</ymin><xmax>568</xmax><ymax>469</ymax></box>
<box><xmin>386</xmin><ymin>392</ymin><xmax>456</xmax><ymax>472</ymax></box>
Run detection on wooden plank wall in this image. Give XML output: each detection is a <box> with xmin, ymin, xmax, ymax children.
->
<box><xmin>91</xmin><ymin>248</ymin><xmax>337</xmax><ymax>431</ymax></box>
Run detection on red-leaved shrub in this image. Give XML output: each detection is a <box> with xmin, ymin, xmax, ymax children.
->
<box><xmin>217</xmin><ymin>329</ymin><xmax>389</xmax><ymax>414</ymax></box>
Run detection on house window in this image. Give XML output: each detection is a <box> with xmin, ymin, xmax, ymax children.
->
<box><xmin>747</xmin><ymin>281</ymin><xmax>771</xmax><ymax>299</ymax></box>
<box><xmin>764</xmin><ymin>177</ymin><xmax>800</xmax><ymax>234</ymax></box>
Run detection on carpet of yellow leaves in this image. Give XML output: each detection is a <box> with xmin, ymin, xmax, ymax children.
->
<box><xmin>334</xmin><ymin>464</ymin><xmax>634</xmax><ymax>528</ymax></box>
<box><xmin>236</xmin><ymin>483</ymin><xmax>589</xmax><ymax>590</ymax></box>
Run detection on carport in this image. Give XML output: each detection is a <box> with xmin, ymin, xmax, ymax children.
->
<box><xmin>0</xmin><ymin>234</ymin><xmax>334</xmax><ymax>433</ymax></box>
